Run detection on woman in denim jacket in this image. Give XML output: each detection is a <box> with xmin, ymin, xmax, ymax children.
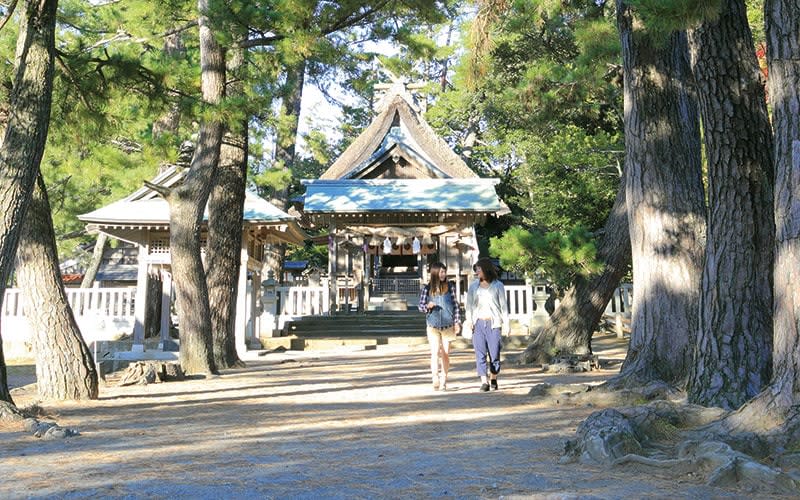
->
<box><xmin>419</xmin><ymin>262</ymin><xmax>461</xmax><ymax>391</ymax></box>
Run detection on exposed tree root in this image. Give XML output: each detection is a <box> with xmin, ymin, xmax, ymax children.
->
<box><xmin>117</xmin><ymin>361</ymin><xmax>185</xmax><ymax>386</ymax></box>
<box><xmin>559</xmin><ymin>396</ymin><xmax>800</xmax><ymax>495</ymax></box>
<box><xmin>517</xmin><ymin>334</ymin><xmax>555</xmax><ymax>366</ymax></box>
<box><xmin>0</xmin><ymin>400</ymin><xmax>78</xmax><ymax>439</ymax></box>
<box><xmin>529</xmin><ymin>379</ymin><xmax>684</xmax><ymax>409</ymax></box>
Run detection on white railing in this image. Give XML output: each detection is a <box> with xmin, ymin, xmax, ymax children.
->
<box><xmin>371</xmin><ymin>278</ymin><xmax>421</xmax><ymax>294</ymax></box>
<box><xmin>604</xmin><ymin>283</ymin><xmax>633</xmax><ymax>316</ymax></box>
<box><xmin>505</xmin><ymin>285</ymin><xmax>535</xmax><ymax>320</ymax></box>
<box><xmin>66</xmin><ymin>288</ymin><xmax>136</xmax><ymax>317</ymax></box>
<box><xmin>276</xmin><ymin>285</ymin><xmax>330</xmax><ymax>331</ymax></box>
<box><xmin>2</xmin><ymin>287</ymin><xmax>137</xmax><ymax>359</ymax></box>
<box><xmin>603</xmin><ymin>283</ymin><xmax>633</xmax><ymax>338</ymax></box>
<box><xmin>263</xmin><ymin>281</ymin><xmax>634</xmax><ymax>338</ymax></box>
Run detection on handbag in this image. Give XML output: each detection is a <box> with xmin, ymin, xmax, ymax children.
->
<box><xmin>461</xmin><ymin>322</ymin><xmax>473</xmax><ymax>340</ymax></box>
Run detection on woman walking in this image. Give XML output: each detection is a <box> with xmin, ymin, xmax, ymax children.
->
<box><xmin>419</xmin><ymin>262</ymin><xmax>461</xmax><ymax>391</ymax></box>
<box><xmin>465</xmin><ymin>258</ymin><xmax>510</xmax><ymax>392</ymax></box>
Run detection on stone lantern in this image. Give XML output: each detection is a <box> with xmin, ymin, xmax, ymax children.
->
<box><xmin>529</xmin><ymin>272</ymin><xmax>550</xmax><ymax>331</ymax></box>
<box><xmin>260</xmin><ymin>271</ymin><xmax>278</xmax><ymax>338</ymax></box>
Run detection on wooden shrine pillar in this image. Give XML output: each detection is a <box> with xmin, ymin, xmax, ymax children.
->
<box><xmin>131</xmin><ymin>241</ymin><xmax>149</xmax><ymax>352</ymax></box>
<box><xmin>361</xmin><ymin>235</ymin><xmax>369</xmax><ymax>311</ymax></box>
<box><xmin>249</xmin><ymin>267</ymin><xmax>259</xmax><ymax>345</ymax></box>
<box><xmin>328</xmin><ymin>221</ymin><xmax>337</xmax><ymax>314</ymax></box>
<box><xmin>158</xmin><ymin>268</ymin><xmax>172</xmax><ymax>350</ymax></box>
<box><xmin>234</xmin><ymin>235</ymin><xmax>249</xmax><ymax>357</ymax></box>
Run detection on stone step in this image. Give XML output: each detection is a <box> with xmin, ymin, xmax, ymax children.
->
<box><xmin>256</xmin><ymin>334</ymin><xmax>531</xmax><ymax>353</ymax></box>
<box><xmin>258</xmin><ymin>335</ymin><xmax>429</xmax><ymax>352</ymax></box>
<box><xmin>287</xmin><ymin>321</ymin><xmax>425</xmax><ymax>330</ymax></box>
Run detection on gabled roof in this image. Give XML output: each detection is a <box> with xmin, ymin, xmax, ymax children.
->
<box><xmin>79</xmin><ymin>166</ymin><xmax>307</xmax><ymax>245</ymax></box>
<box><xmin>302</xmin><ymin>179</ymin><xmax>505</xmax><ymax>214</ymax></box>
<box><xmin>319</xmin><ymin>95</ymin><xmax>476</xmax><ymax>180</ymax></box>
<box><xmin>79</xmin><ymin>191</ymin><xmax>296</xmax><ymax>225</ymax></box>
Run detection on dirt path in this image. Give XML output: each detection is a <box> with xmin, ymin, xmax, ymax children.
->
<box><xmin>0</xmin><ymin>335</ymin><xmax>759</xmax><ymax>499</ymax></box>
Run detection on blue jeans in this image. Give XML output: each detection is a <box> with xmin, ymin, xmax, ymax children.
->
<box><xmin>472</xmin><ymin>319</ymin><xmax>501</xmax><ymax>377</ymax></box>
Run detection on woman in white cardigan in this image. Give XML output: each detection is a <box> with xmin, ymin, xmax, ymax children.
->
<box><xmin>464</xmin><ymin>258</ymin><xmax>510</xmax><ymax>392</ymax></box>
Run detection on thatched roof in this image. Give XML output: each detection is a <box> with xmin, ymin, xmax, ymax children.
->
<box><xmin>319</xmin><ymin>94</ymin><xmax>476</xmax><ymax>180</ymax></box>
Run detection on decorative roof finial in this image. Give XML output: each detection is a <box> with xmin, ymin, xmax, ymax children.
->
<box><xmin>373</xmin><ymin>63</ymin><xmax>426</xmax><ymax>113</ymax></box>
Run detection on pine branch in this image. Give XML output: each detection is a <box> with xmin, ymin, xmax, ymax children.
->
<box><xmin>54</xmin><ymin>51</ymin><xmax>95</xmax><ymax>112</ymax></box>
<box><xmin>0</xmin><ymin>0</ymin><xmax>17</xmax><ymax>33</ymax></box>
<box><xmin>240</xmin><ymin>1</ymin><xmax>391</xmax><ymax>49</ymax></box>
<box><xmin>240</xmin><ymin>33</ymin><xmax>284</xmax><ymax>49</ymax></box>
<box><xmin>161</xmin><ymin>20</ymin><xmax>197</xmax><ymax>39</ymax></box>
<box><xmin>144</xmin><ymin>180</ymin><xmax>171</xmax><ymax>198</ymax></box>
<box><xmin>58</xmin><ymin>229</ymin><xmax>87</xmax><ymax>240</ymax></box>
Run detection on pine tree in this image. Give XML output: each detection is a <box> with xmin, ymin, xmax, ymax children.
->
<box><xmin>610</xmin><ymin>0</ymin><xmax>706</xmax><ymax>387</ymax></box>
<box><xmin>686</xmin><ymin>0</ymin><xmax>774</xmax><ymax>410</ymax></box>
<box><xmin>0</xmin><ymin>0</ymin><xmax>59</xmax><ymax>404</ymax></box>
<box><xmin>16</xmin><ymin>175</ymin><xmax>99</xmax><ymax>400</ymax></box>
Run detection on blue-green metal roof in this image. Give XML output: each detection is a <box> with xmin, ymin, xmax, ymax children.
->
<box><xmin>301</xmin><ymin>179</ymin><xmax>505</xmax><ymax>213</ymax></box>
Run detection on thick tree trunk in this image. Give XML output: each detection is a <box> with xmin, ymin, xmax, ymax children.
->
<box><xmin>763</xmin><ymin>0</ymin><xmax>800</xmax><ymax>413</ymax></box>
<box><xmin>523</xmin><ymin>177</ymin><xmax>631</xmax><ymax>361</ymax></box>
<box><xmin>17</xmin><ymin>175</ymin><xmax>98</xmax><ymax>400</ymax></box>
<box><xmin>0</xmin><ymin>0</ymin><xmax>58</xmax><ymax>404</ymax></box>
<box><xmin>718</xmin><ymin>0</ymin><xmax>800</xmax><ymax>435</ymax></box>
<box><xmin>264</xmin><ymin>60</ymin><xmax>306</xmax><ymax>280</ymax></box>
<box><xmin>612</xmin><ymin>2</ymin><xmax>706</xmax><ymax>387</ymax></box>
<box><xmin>685</xmin><ymin>0</ymin><xmax>775</xmax><ymax>410</ymax></box>
<box><xmin>165</xmin><ymin>0</ymin><xmax>225</xmax><ymax>376</ymax></box>
<box><xmin>207</xmin><ymin>46</ymin><xmax>246</xmax><ymax>369</ymax></box>
<box><xmin>80</xmin><ymin>233</ymin><xmax>107</xmax><ymax>288</ymax></box>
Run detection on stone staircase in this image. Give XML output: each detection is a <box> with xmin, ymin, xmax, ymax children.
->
<box><xmin>259</xmin><ymin>311</ymin><xmax>433</xmax><ymax>352</ymax></box>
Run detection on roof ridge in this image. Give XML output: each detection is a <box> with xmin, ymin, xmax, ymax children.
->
<box><xmin>318</xmin><ymin>96</ymin><xmax>476</xmax><ymax>180</ymax></box>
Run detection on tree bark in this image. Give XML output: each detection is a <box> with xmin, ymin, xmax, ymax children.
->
<box><xmin>263</xmin><ymin>60</ymin><xmax>306</xmax><ymax>281</ymax></box>
<box><xmin>685</xmin><ymin>0</ymin><xmax>775</xmax><ymax>410</ymax></box>
<box><xmin>0</xmin><ymin>0</ymin><xmax>59</xmax><ymax>404</ymax></box>
<box><xmin>165</xmin><ymin>0</ymin><xmax>225</xmax><ymax>375</ymax></box>
<box><xmin>17</xmin><ymin>175</ymin><xmax>98</xmax><ymax>400</ymax></box>
<box><xmin>692</xmin><ymin>0</ymin><xmax>800</xmax><ymax>436</ymax></box>
<box><xmin>612</xmin><ymin>2</ymin><xmax>706</xmax><ymax>387</ymax></box>
<box><xmin>207</xmin><ymin>46</ymin><xmax>246</xmax><ymax>369</ymax></box>
<box><xmin>80</xmin><ymin>232</ymin><xmax>107</xmax><ymax>288</ymax></box>
<box><xmin>523</xmin><ymin>177</ymin><xmax>631</xmax><ymax>361</ymax></box>
<box><xmin>763</xmin><ymin>0</ymin><xmax>800</xmax><ymax>412</ymax></box>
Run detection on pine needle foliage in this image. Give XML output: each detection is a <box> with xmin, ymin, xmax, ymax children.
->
<box><xmin>626</xmin><ymin>0</ymin><xmax>722</xmax><ymax>35</ymax></box>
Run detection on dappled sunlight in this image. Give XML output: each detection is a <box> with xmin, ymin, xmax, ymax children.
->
<box><xmin>3</xmin><ymin>340</ymin><xmax>694</xmax><ymax>499</ymax></box>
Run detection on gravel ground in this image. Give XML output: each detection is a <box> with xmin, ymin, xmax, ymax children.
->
<box><xmin>0</xmin><ymin>334</ymin><xmax>764</xmax><ymax>499</ymax></box>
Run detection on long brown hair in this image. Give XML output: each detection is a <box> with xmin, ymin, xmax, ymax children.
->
<box><xmin>428</xmin><ymin>262</ymin><xmax>449</xmax><ymax>295</ymax></box>
<box><xmin>474</xmin><ymin>257</ymin><xmax>499</xmax><ymax>283</ymax></box>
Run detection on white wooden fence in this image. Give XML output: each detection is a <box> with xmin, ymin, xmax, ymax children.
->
<box><xmin>269</xmin><ymin>281</ymin><xmax>632</xmax><ymax>335</ymax></box>
<box><xmin>2</xmin><ymin>287</ymin><xmax>136</xmax><ymax>359</ymax></box>
<box><xmin>276</xmin><ymin>285</ymin><xmax>329</xmax><ymax>331</ymax></box>
<box><xmin>3</xmin><ymin>282</ymin><xmax>633</xmax><ymax>355</ymax></box>
<box><xmin>505</xmin><ymin>285</ymin><xmax>535</xmax><ymax>320</ymax></box>
<box><xmin>603</xmin><ymin>283</ymin><xmax>633</xmax><ymax>337</ymax></box>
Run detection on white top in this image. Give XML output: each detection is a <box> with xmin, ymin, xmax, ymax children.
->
<box><xmin>474</xmin><ymin>287</ymin><xmax>494</xmax><ymax>319</ymax></box>
<box><xmin>465</xmin><ymin>279</ymin><xmax>510</xmax><ymax>334</ymax></box>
